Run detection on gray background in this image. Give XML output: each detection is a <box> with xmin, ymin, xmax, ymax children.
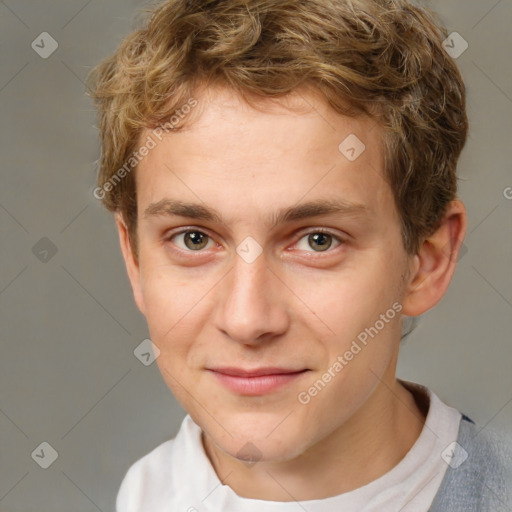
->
<box><xmin>0</xmin><ymin>0</ymin><xmax>511</xmax><ymax>510</ymax></box>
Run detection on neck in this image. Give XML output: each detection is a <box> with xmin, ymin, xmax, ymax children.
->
<box><xmin>202</xmin><ymin>378</ymin><xmax>426</xmax><ymax>501</ymax></box>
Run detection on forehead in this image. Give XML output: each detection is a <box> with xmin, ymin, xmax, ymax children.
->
<box><xmin>135</xmin><ymin>85</ymin><xmax>396</xmax><ymax>229</ymax></box>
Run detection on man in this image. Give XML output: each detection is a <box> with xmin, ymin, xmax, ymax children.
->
<box><xmin>87</xmin><ymin>0</ymin><xmax>511</xmax><ymax>510</ymax></box>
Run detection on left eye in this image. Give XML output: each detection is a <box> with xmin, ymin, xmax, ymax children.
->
<box><xmin>295</xmin><ymin>231</ymin><xmax>342</xmax><ymax>252</ymax></box>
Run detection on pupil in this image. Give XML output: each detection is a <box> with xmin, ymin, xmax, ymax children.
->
<box><xmin>309</xmin><ymin>233</ymin><xmax>331</xmax><ymax>252</ymax></box>
<box><xmin>185</xmin><ymin>231</ymin><xmax>207</xmax><ymax>250</ymax></box>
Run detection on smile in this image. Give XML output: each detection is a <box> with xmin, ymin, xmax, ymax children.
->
<box><xmin>206</xmin><ymin>368</ymin><xmax>310</xmax><ymax>395</ymax></box>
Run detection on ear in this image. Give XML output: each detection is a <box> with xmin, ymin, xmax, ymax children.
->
<box><xmin>401</xmin><ymin>199</ymin><xmax>467</xmax><ymax>317</ymax></box>
<box><xmin>115</xmin><ymin>213</ymin><xmax>146</xmax><ymax>316</ymax></box>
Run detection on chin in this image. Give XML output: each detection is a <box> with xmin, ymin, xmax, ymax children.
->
<box><xmin>208</xmin><ymin>418</ymin><xmax>308</xmax><ymax>464</ymax></box>
<box><xmin>221</xmin><ymin>435</ymin><xmax>306</xmax><ymax>464</ymax></box>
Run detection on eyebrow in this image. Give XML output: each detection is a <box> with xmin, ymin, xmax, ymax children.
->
<box><xmin>143</xmin><ymin>198</ymin><xmax>369</xmax><ymax>228</ymax></box>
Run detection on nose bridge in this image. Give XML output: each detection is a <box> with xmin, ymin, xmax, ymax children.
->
<box><xmin>216</xmin><ymin>249</ymin><xmax>287</xmax><ymax>343</ymax></box>
<box><xmin>230</xmin><ymin>251</ymin><xmax>272</xmax><ymax>315</ymax></box>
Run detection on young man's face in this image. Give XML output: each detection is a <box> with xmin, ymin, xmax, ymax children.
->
<box><xmin>120</xmin><ymin>85</ymin><xmax>416</xmax><ymax>463</ymax></box>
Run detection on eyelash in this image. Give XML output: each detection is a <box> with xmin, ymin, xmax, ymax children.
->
<box><xmin>164</xmin><ymin>227</ymin><xmax>346</xmax><ymax>255</ymax></box>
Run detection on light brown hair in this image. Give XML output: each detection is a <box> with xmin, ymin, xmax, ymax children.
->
<box><xmin>86</xmin><ymin>0</ymin><xmax>468</xmax><ymax>259</ymax></box>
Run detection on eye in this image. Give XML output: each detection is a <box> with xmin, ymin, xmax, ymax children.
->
<box><xmin>165</xmin><ymin>228</ymin><xmax>346</xmax><ymax>255</ymax></box>
<box><xmin>167</xmin><ymin>229</ymin><xmax>215</xmax><ymax>252</ymax></box>
<box><xmin>295</xmin><ymin>230</ymin><xmax>343</xmax><ymax>253</ymax></box>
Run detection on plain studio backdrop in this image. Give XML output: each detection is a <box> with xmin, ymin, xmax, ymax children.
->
<box><xmin>0</xmin><ymin>0</ymin><xmax>511</xmax><ymax>510</ymax></box>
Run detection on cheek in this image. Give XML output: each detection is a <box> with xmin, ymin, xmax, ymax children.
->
<box><xmin>138</xmin><ymin>262</ymin><xmax>188</xmax><ymax>345</ymax></box>
<box><xmin>303</xmin><ymin>259</ymin><xmax>405</xmax><ymax>375</ymax></box>
<box><xmin>141</xmin><ymin>278</ymin><xmax>173</xmax><ymax>332</ymax></box>
<box><xmin>306</xmin><ymin>259</ymin><xmax>400</xmax><ymax>328</ymax></box>
<box><xmin>138</xmin><ymin>262</ymin><xmax>213</xmax><ymax>365</ymax></box>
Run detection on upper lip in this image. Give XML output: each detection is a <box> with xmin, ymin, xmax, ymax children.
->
<box><xmin>208</xmin><ymin>367</ymin><xmax>308</xmax><ymax>377</ymax></box>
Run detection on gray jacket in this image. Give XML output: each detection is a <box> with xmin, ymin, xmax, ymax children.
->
<box><xmin>429</xmin><ymin>415</ymin><xmax>512</xmax><ymax>511</ymax></box>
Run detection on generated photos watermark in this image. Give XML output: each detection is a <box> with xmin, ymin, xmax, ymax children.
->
<box><xmin>93</xmin><ymin>97</ymin><xmax>198</xmax><ymax>200</ymax></box>
<box><xmin>297</xmin><ymin>301</ymin><xmax>403</xmax><ymax>405</ymax></box>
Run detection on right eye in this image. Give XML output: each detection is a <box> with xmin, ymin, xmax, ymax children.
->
<box><xmin>165</xmin><ymin>229</ymin><xmax>216</xmax><ymax>252</ymax></box>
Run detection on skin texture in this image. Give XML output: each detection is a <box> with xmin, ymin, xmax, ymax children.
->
<box><xmin>116</xmin><ymin>85</ymin><xmax>466</xmax><ymax>501</ymax></box>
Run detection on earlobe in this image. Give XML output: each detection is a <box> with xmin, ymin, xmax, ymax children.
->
<box><xmin>115</xmin><ymin>213</ymin><xmax>146</xmax><ymax>316</ymax></box>
<box><xmin>401</xmin><ymin>200</ymin><xmax>467</xmax><ymax>317</ymax></box>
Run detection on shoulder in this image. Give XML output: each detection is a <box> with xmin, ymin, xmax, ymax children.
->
<box><xmin>429</xmin><ymin>415</ymin><xmax>512</xmax><ymax>512</ymax></box>
<box><xmin>116</xmin><ymin>437</ymin><xmax>177</xmax><ymax>512</ymax></box>
<box><xmin>115</xmin><ymin>414</ymin><xmax>205</xmax><ymax>512</ymax></box>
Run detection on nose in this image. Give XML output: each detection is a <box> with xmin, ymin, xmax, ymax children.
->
<box><xmin>213</xmin><ymin>250</ymin><xmax>290</xmax><ymax>346</ymax></box>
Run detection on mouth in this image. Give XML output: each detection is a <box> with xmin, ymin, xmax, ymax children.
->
<box><xmin>206</xmin><ymin>367</ymin><xmax>310</xmax><ymax>395</ymax></box>
<box><xmin>208</xmin><ymin>366</ymin><xmax>309</xmax><ymax>377</ymax></box>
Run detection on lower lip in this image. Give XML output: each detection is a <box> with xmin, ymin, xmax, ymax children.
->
<box><xmin>209</xmin><ymin>370</ymin><xmax>309</xmax><ymax>395</ymax></box>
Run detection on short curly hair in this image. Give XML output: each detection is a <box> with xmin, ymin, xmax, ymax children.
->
<box><xmin>86</xmin><ymin>0</ymin><xmax>468</xmax><ymax>259</ymax></box>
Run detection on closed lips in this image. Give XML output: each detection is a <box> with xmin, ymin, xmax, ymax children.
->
<box><xmin>208</xmin><ymin>367</ymin><xmax>309</xmax><ymax>377</ymax></box>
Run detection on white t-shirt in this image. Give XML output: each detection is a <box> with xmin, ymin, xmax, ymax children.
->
<box><xmin>116</xmin><ymin>381</ymin><xmax>461</xmax><ymax>512</ymax></box>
